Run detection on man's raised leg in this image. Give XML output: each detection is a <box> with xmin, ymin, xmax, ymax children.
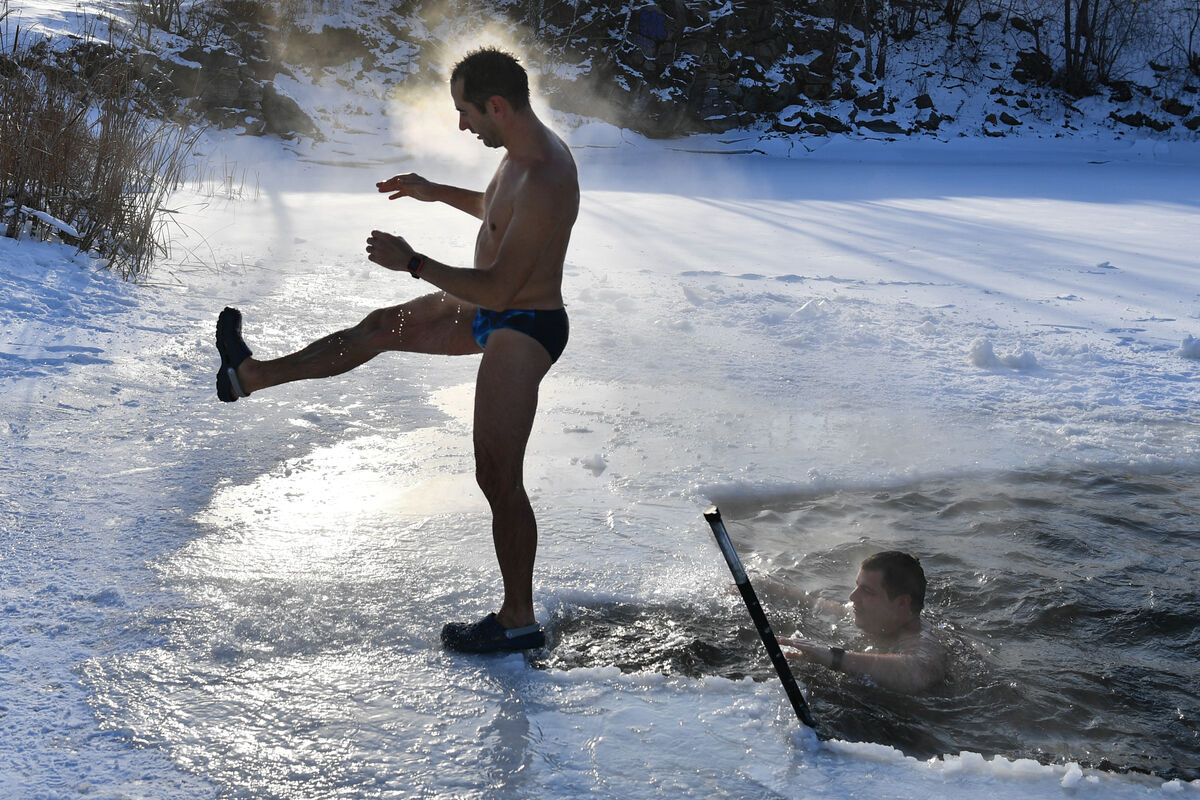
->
<box><xmin>216</xmin><ymin>293</ymin><xmax>478</xmax><ymax>400</ymax></box>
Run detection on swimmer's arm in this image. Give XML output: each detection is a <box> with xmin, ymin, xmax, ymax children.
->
<box><xmin>840</xmin><ymin>650</ymin><xmax>944</xmax><ymax>693</ymax></box>
<box><xmin>757</xmin><ymin>577</ymin><xmax>845</xmax><ymax>615</ymax></box>
<box><xmin>779</xmin><ymin>638</ymin><xmax>944</xmax><ymax>694</ymax></box>
<box><xmin>377</xmin><ymin>174</ymin><xmax>485</xmax><ymax>219</ymax></box>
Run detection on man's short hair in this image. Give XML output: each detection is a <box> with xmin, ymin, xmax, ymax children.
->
<box><xmin>861</xmin><ymin>551</ymin><xmax>926</xmax><ymax>614</ymax></box>
<box><xmin>451</xmin><ymin>47</ymin><xmax>530</xmax><ymax>112</ymax></box>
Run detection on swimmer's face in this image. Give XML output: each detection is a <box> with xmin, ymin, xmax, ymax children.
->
<box><xmin>849</xmin><ymin>568</ymin><xmax>913</xmax><ymax>635</ymax></box>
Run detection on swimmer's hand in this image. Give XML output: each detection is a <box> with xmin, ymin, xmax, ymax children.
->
<box><xmin>778</xmin><ymin>637</ymin><xmax>832</xmax><ymax>667</ymax></box>
<box><xmin>377</xmin><ymin>173</ymin><xmax>436</xmax><ymax>201</ymax></box>
<box><xmin>366</xmin><ymin>230</ymin><xmax>414</xmax><ymax>271</ymax></box>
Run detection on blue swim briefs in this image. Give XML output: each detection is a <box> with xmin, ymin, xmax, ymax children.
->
<box><xmin>472</xmin><ymin>307</ymin><xmax>570</xmax><ymax>363</ymax></box>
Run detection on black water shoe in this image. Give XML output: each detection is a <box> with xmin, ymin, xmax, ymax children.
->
<box><xmin>441</xmin><ymin>613</ymin><xmax>545</xmax><ymax>653</ymax></box>
<box><xmin>215</xmin><ymin>306</ymin><xmax>252</xmax><ymax>402</ymax></box>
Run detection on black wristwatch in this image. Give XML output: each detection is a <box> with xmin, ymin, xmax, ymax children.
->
<box><xmin>406</xmin><ymin>253</ymin><xmax>425</xmax><ymax>279</ymax></box>
<box><xmin>829</xmin><ymin>646</ymin><xmax>845</xmax><ymax>671</ymax></box>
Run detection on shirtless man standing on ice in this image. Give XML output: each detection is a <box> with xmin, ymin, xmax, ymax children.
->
<box><xmin>213</xmin><ymin>47</ymin><xmax>579</xmax><ymax>654</ymax></box>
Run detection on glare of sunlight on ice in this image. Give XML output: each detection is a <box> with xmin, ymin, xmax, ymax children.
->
<box><xmin>427</xmin><ymin>380</ymin><xmax>475</xmax><ymax>423</ymax></box>
<box><xmin>191</xmin><ymin>426</ymin><xmax>483</xmax><ymax>578</ymax></box>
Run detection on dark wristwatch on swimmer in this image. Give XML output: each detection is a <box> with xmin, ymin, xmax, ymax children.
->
<box><xmin>406</xmin><ymin>253</ymin><xmax>425</xmax><ymax>279</ymax></box>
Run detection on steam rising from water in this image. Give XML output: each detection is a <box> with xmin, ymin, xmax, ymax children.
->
<box><xmin>383</xmin><ymin>19</ymin><xmax>546</xmax><ymax>168</ymax></box>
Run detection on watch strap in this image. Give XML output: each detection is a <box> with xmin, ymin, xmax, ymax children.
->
<box><xmin>830</xmin><ymin>646</ymin><xmax>845</xmax><ymax>671</ymax></box>
<box><xmin>406</xmin><ymin>253</ymin><xmax>425</xmax><ymax>278</ymax></box>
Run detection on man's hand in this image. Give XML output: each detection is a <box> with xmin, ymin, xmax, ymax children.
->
<box><xmin>366</xmin><ymin>230</ymin><xmax>415</xmax><ymax>272</ymax></box>
<box><xmin>778</xmin><ymin>638</ymin><xmax>834</xmax><ymax>668</ymax></box>
<box><xmin>377</xmin><ymin>173</ymin><xmax>436</xmax><ymax>201</ymax></box>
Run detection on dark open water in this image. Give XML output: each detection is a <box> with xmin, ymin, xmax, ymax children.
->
<box><xmin>537</xmin><ymin>469</ymin><xmax>1200</xmax><ymax>781</ymax></box>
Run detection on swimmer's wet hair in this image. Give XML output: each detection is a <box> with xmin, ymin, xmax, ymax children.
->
<box><xmin>451</xmin><ymin>47</ymin><xmax>530</xmax><ymax>113</ymax></box>
<box><xmin>862</xmin><ymin>551</ymin><xmax>927</xmax><ymax>613</ymax></box>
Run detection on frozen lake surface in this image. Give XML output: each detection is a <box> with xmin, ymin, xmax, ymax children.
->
<box><xmin>2</xmin><ymin>127</ymin><xmax>1199</xmax><ymax>798</ymax></box>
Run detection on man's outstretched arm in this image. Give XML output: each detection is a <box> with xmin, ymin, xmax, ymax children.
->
<box><xmin>377</xmin><ymin>173</ymin><xmax>485</xmax><ymax>220</ymax></box>
<box><xmin>779</xmin><ymin>637</ymin><xmax>945</xmax><ymax>694</ymax></box>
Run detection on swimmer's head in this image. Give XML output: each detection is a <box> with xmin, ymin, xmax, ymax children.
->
<box><xmin>862</xmin><ymin>550</ymin><xmax>927</xmax><ymax>612</ymax></box>
<box><xmin>850</xmin><ymin>551</ymin><xmax>926</xmax><ymax>635</ymax></box>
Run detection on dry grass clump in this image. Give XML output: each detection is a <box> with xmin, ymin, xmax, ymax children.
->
<box><xmin>1</xmin><ymin>11</ymin><xmax>199</xmax><ymax>280</ymax></box>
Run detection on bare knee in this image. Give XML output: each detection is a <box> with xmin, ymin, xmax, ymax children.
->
<box><xmin>475</xmin><ymin>448</ymin><xmax>524</xmax><ymax>507</ymax></box>
<box><xmin>359</xmin><ymin>306</ymin><xmax>411</xmax><ymax>352</ymax></box>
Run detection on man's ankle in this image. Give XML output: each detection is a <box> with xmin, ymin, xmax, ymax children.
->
<box><xmin>496</xmin><ymin>610</ymin><xmax>537</xmax><ymax>629</ymax></box>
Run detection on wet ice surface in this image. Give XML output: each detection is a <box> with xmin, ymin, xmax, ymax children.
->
<box><xmin>2</xmin><ymin>131</ymin><xmax>1199</xmax><ymax>798</ymax></box>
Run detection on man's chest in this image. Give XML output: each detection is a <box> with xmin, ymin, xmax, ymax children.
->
<box><xmin>482</xmin><ymin>163</ymin><xmax>522</xmax><ymax>235</ymax></box>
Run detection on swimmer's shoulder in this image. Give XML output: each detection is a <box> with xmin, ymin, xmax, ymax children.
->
<box><xmin>910</xmin><ymin>627</ymin><xmax>950</xmax><ymax>684</ymax></box>
<box><xmin>896</xmin><ymin>627</ymin><xmax>949</xmax><ymax>667</ymax></box>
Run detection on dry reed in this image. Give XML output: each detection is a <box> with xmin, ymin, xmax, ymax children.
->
<box><xmin>1</xmin><ymin>9</ymin><xmax>199</xmax><ymax>280</ymax></box>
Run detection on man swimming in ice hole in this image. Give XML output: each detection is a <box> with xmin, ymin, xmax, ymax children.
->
<box><xmin>775</xmin><ymin>551</ymin><xmax>947</xmax><ymax>693</ymax></box>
